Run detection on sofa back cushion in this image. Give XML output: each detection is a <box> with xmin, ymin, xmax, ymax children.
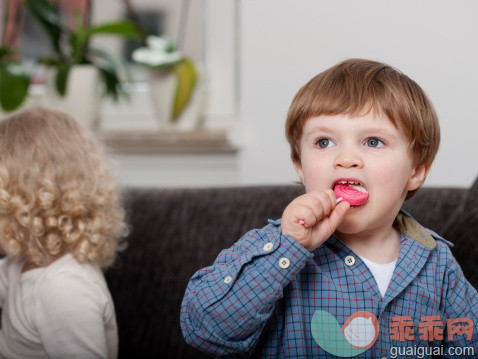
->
<box><xmin>442</xmin><ymin>176</ymin><xmax>478</xmax><ymax>287</ymax></box>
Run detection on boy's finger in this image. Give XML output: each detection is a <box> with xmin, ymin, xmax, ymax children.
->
<box><xmin>291</xmin><ymin>204</ymin><xmax>319</xmax><ymax>227</ymax></box>
<box><xmin>299</xmin><ymin>199</ymin><xmax>330</xmax><ymax>227</ymax></box>
<box><xmin>305</xmin><ymin>190</ymin><xmax>335</xmax><ymax>219</ymax></box>
<box><xmin>294</xmin><ymin>190</ymin><xmax>340</xmax><ymax>227</ymax></box>
<box><xmin>327</xmin><ymin>200</ymin><xmax>350</xmax><ymax>231</ymax></box>
<box><xmin>309</xmin><ymin>200</ymin><xmax>350</xmax><ymax>249</ymax></box>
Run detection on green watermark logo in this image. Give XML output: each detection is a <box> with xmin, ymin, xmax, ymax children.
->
<box><xmin>311</xmin><ymin>311</ymin><xmax>474</xmax><ymax>357</ymax></box>
<box><xmin>311</xmin><ymin>310</ymin><xmax>379</xmax><ymax>357</ymax></box>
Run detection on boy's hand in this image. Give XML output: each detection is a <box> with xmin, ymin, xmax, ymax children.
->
<box><xmin>281</xmin><ymin>189</ymin><xmax>350</xmax><ymax>251</ymax></box>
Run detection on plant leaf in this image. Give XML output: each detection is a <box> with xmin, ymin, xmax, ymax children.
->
<box><xmin>88</xmin><ymin>21</ymin><xmax>141</xmax><ymax>39</ymax></box>
<box><xmin>97</xmin><ymin>65</ymin><xmax>120</xmax><ymax>101</ymax></box>
<box><xmin>89</xmin><ymin>47</ymin><xmax>130</xmax><ymax>78</ymax></box>
<box><xmin>70</xmin><ymin>11</ymin><xmax>89</xmax><ymax>62</ymax></box>
<box><xmin>55</xmin><ymin>65</ymin><xmax>71</xmax><ymax>96</ymax></box>
<box><xmin>71</xmin><ymin>29</ymin><xmax>89</xmax><ymax>62</ymax></box>
<box><xmin>24</xmin><ymin>0</ymin><xmax>66</xmax><ymax>58</ymax></box>
<box><xmin>172</xmin><ymin>58</ymin><xmax>197</xmax><ymax>122</ymax></box>
<box><xmin>38</xmin><ymin>57</ymin><xmax>62</xmax><ymax>66</ymax></box>
<box><xmin>0</xmin><ymin>46</ymin><xmax>12</xmax><ymax>61</ymax></box>
<box><xmin>88</xmin><ymin>48</ymin><xmax>130</xmax><ymax>100</ymax></box>
<box><xmin>0</xmin><ymin>63</ymin><xmax>29</xmax><ymax>112</ymax></box>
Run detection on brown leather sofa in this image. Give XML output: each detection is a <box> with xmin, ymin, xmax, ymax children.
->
<box><xmin>106</xmin><ymin>177</ymin><xmax>478</xmax><ymax>358</ymax></box>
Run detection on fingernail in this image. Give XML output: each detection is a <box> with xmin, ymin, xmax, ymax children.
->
<box><xmin>336</xmin><ymin>197</ymin><xmax>343</xmax><ymax>204</ymax></box>
<box><xmin>298</xmin><ymin>220</ymin><xmax>305</xmax><ymax>225</ymax></box>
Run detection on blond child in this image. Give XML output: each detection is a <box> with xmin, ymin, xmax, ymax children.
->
<box><xmin>0</xmin><ymin>107</ymin><xmax>127</xmax><ymax>358</ymax></box>
<box><xmin>181</xmin><ymin>59</ymin><xmax>478</xmax><ymax>358</ymax></box>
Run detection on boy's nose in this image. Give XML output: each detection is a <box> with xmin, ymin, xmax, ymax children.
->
<box><xmin>333</xmin><ymin>149</ymin><xmax>364</xmax><ymax>169</ymax></box>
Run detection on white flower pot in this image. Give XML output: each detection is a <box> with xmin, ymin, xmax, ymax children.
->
<box><xmin>46</xmin><ymin>65</ymin><xmax>101</xmax><ymax>129</ymax></box>
<box><xmin>148</xmin><ymin>67</ymin><xmax>205</xmax><ymax>132</ymax></box>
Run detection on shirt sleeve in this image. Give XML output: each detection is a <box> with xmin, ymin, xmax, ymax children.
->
<box><xmin>180</xmin><ymin>220</ymin><xmax>313</xmax><ymax>356</ymax></box>
<box><xmin>0</xmin><ymin>257</ymin><xmax>8</xmax><ymax>308</ymax></box>
<box><xmin>34</xmin><ymin>269</ymin><xmax>113</xmax><ymax>359</ymax></box>
<box><xmin>440</xmin><ymin>247</ymin><xmax>478</xmax><ymax>355</ymax></box>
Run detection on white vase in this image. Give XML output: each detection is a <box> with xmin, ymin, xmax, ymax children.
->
<box><xmin>46</xmin><ymin>65</ymin><xmax>101</xmax><ymax>129</ymax></box>
<box><xmin>148</xmin><ymin>68</ymin><xmax>176</xmax><ymax>127</ymax></box>
<box><xmin>148</xmin><ymin>68</ymin><xmax>205</xmax><ymax>132</ymax></box>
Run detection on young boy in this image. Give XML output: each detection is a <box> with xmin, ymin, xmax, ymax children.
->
<box><xmin>180</xmin><ymin>59</ymin><xmax>478</xmax><ymax>358</ymax></box>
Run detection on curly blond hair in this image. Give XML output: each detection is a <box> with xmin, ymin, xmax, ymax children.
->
<box><xmin>0</xmin><ymin>107</ymin><xmax>128</xmax><ymax>268</ymax></box>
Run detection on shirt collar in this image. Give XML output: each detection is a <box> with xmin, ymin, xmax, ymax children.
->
<box><xmin>394</xmin><ymin>210</ymin><xmax>437</xmax><ymax>249</ymax></box>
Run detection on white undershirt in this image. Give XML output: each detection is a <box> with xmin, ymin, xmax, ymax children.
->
<box><xmin>358</xmin><ymin>255</ymin><xmax>397</xmax><ymax>298</ymax></box>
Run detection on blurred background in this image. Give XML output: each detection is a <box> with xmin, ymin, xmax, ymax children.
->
<box><xmin>1</xmin><ymin>0</ymin><xmax>477</xmax><ymax>189</ymax></box>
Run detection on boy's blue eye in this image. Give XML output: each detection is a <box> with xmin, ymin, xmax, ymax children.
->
<box><xmin>315</xmin><ymin>138</ymin><xmax>335</xmax><ymax>149</ymax></box>
<box><xmin>365</xmin><ymin>138</ymin><xmax>384</xmax><ymax>148</ymax></box>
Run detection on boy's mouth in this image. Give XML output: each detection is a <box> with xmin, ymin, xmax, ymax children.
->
<box><xmin>333</xmin><ymin>180</ymin><xmax>369</xmax><ymax>207</ymax></box>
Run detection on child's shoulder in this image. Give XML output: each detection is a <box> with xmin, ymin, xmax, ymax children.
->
<box><xmin>422</xmin><ymin>227</ymin><xmax>462</xmax><ymax>274</ymax></box>
<box><xmin>397</xmin><ymin>211</ymin><xmax>453</xmax><ymax>250</ymax></box>
<box><xmin>30</xmin><ymin>254</ymin><xmax>107</xmax><ymax>295</ymax></box>
<box><xmin>396</xmin><ymin>211</ymin><xmax>457</xmax><ymax>270</ymax></box>
<box><xmin>20</xmin><ymin>254</ymin><xmax>113</xmax><ymax>315</ymax></box>
<box><xmin>424</xmin><ymin>227</ymin><xmax>453</xmax><ymax>247</ymax></box>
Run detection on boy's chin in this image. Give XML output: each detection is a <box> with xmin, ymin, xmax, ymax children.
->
<box><xmin>335</xmin><ymin>216</ymin><xmax>365</xmax><ymax>236</ymax></box>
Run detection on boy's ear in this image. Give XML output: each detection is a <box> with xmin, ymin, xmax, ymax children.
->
<box><xmin>406</xmin><ymin>164</ymin><xmax>429</xmax><ymax>191</ymax></box>
<box><xmin>293</xmin><ymin>161</ymin><xmax>305</xmax><ymax>184</ymax></box>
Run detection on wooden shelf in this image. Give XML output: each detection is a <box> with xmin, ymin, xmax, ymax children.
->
<box><xmin>99</xmin><ymin>129</ymin><xmax>238</xmax><ymax>154</ymax></box>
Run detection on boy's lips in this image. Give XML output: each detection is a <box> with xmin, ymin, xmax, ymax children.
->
<box><xmin>332</xmin><ymin>179</ymin><xmax>369</xmax><ymax>207</ymax></box>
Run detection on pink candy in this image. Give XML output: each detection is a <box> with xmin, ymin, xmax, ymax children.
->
<box><xmin>334</xmin><ymin>183</ymin><xmax>369</xmax><ymax>207</ymax></box>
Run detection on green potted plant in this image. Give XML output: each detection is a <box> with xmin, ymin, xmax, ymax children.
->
<box><xmin>25</xmin><ymin>0</ymin><xmax>139</xmax><ymax>128</ymax></box>
<box><xmin>132</xmin><ymin>35</ymin><xmax>197</xmax><ymax>125</ymax></box>
<box><xmin>122</xmin><ymin>0</ymin><xmax>200</xmax><ymax>129</ymax></box>
<box><xmin>25</xmin><ymin>0</ymin><xmax>140</xmax><ymax>99</ymax></box>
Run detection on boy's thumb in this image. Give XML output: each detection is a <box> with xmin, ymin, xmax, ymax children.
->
<box><xmin>328</xmin><ymin>201</ymin><xmax>350</xmax><ymax>230</ymax></box>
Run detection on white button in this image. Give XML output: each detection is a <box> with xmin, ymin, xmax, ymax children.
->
<box><xmin>224</xmin><ymin>276</ymin><xmax>232</xmax><ymax>284</ymax></box>
<box><xmin>381</xmin><ymin>357</ymin><xmax>387</xmax><ymax>359</ymax></box>
<box><xmin>279</xmin><ymin>257</ymin><xmax>290</xmax><ymax>269</ymax></box>
<box><xmin>263</xmin><ymin>242</ymin><xmax>274</xmax><ymax>252</ymax></box>
<box><xmin>345</xmin><ymin>255</ymin><xmax>355</xmax><ymax>266</ymax></box>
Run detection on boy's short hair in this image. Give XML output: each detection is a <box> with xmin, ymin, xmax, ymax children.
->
<box><xmin>0</xmin><ymin>107</ymin><xmax>128</xmax><ymax>267</ymax></box>
<box><xmin>285</xmin><ymin>59</ymin><xmax>440</xmax><ymax>198</ymax></box>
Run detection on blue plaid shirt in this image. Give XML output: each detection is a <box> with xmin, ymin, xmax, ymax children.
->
<box><xmin>180</xmin><ymin>211</ymin><xmax>478</xmax><ymax>358</ymax></box>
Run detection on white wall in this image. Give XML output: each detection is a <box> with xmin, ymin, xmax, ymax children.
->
<box><xmin>27</xmin><ymin>0</ymin><xmax>475</xmax><ymax>189</ymax></box>
<box><xmin>238</xmin><ymin>0</ymin><xmax>478</xmax><ymax>188</ymax></box>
